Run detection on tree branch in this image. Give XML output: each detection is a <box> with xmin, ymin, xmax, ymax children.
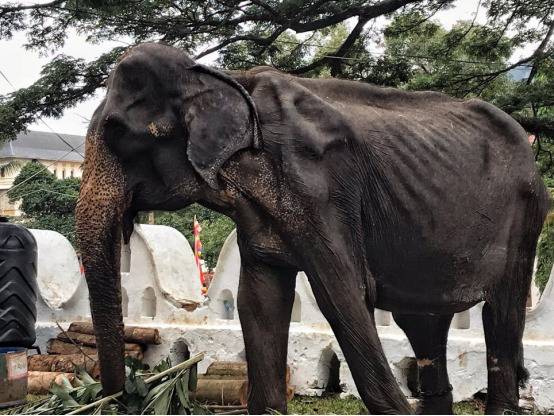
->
<box><xmin>527</xmin><ymin>20</ymin><xmax>554</xmax><ymax>85</ymax></box>
<box><xmin>289</xmin><ymin>0</ymin><xmax>422</xmax><ymax>33</ymax></box>
<box><xmin>513</xmin><ymin>115</ymin><xmax>554</xmax><ymax>137</ymax></box>
<box><xmin>289</xmin><ymin>16</ymin><xmax>369</xmax><ymax>75</ymax></box>
<box><xmin>0</xmin><ymin>0</ymin><xmax>63</xmax><ymax>15</ymax></box>
<box><xmin>248</xmin><ymin>0</ymin><xmax>279</xmax><ymax>18</ymax></box>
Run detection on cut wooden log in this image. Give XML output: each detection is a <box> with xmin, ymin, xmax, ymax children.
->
<box><xmin>47</xmin><ymin>339</ymin><xmax>97</xmax><ymax>356</ymax></box>
<box><xmin>28</xmin><ymin>371</ymin><xmax>76</xmax><ymax>394</ymax></box>
<box><xmin>57</xmin><ymin>332</ymin><xmax>143</xmax><ymax>352</ymax></box>
<box><xmin>239</xmin><ymin>380</ymin><xmax>247</xmax><ymax>406</ymax></box>
<box><xmin>46</xmin><ymin>339</ymin><xmax>143</xmax><ymax>360</ymax></box>
<box><xmin>68</xmin><ymin>322</ymin><xmax>161</xmax><ymax>345</ymax></box>
<box><xmin>192</xmin><ymin>378</ymin><xmax>248</xmax><ymax>404</ymax></box>
<box><xmin>28</xmin><ymin>354</ymin><xmax>100</xmax><ymax>378</ymax></box>
<box><xmin>205</xmin><ymin>362</ymin><xmax>290</xmax><ymax>383</ymax></box>
<box><xmin>205</xmin><ymin>362</ymin><xmax>247</xmax><ymax>378</ymax></box>
<box><xmin>287</xmin><ymin>385</ymin><xmax>295</xmax><ymax>402</ymax></box>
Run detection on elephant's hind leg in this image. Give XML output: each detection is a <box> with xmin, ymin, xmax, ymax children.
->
<box><xmin>482</xmin><ymin>265</ymin><xmax>532</xmax><ymax>414</ymax></box>
<box><xmin>393</xmin><ymin>313</ymin><xmax>454</xmax><ymax>414</ymax></box>
<box><xmin>482</xmin><ymin>224</ymin><xmax>538</xmax><ymax>413</ymax></box>
<box><xmin>304</xmin><ymin>255</ymin><xmax>412</xmax><ymax>414</ymax></box>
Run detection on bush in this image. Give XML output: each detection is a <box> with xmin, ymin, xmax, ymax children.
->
<box><xmin>536</xmin><ymin>206</ymin><xmax>554</xmax><ymax>292</ymax></box>
<box><xmin>8</xmin><ymin>162</ymin><xmax>79</xmax><ymax>244</ymax></box>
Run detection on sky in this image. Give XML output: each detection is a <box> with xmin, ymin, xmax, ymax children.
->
<box><xmin>0</xmin><ymin>0</ymin><xmax>536</xmax><ymax>137</ymax></box>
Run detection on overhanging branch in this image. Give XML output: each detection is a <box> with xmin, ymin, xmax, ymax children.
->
<box><xmin>513</xmin><ymin>115</ymin><xmax>554</xmax><ymax>138</ymax></box>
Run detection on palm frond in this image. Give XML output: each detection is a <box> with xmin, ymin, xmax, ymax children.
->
<box><xmin>0</xmin><ymin>160</ymin><xmax>25</xmax><ymax>177</ymax></box>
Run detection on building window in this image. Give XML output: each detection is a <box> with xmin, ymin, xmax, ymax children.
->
<box><xmin>62</xmin><ymin>170</ymin><xmax>66</xmax><ymax>179</ymax></box>
<box><xmin>53</xmin><ymin>169</ymin><xmax>57</xmax><ymax>178</ymax></box>
<box><xmin>70</xmin><ymin>170</ymin><xmax>74</xmax><ymax>178</ymax></box>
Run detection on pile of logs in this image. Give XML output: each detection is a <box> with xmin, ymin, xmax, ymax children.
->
<box><xmin>26</xmin><ymin>322</ymin><xmax>296</xmax><ymax>409</ymax></box>
<box><xmin>27</xmin><ymin>321</ymin><xmax>160</xmax><ymax>394</ymax></box>
<box><xmin>195</xmin><ymin>361</ymin><xmax>294</xmax><ymax>409</ymax></box>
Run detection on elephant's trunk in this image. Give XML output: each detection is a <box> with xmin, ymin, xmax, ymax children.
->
<box><xmin>76</xmin><ymin>129</ymin><xmax>127</xmax><ymax>395</ymax></box>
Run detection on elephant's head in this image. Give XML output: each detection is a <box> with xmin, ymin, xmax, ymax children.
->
<box><xmin>75</xmin><ymin>43</ymin><xmax>261</xmax><ymax>393</ymax></box>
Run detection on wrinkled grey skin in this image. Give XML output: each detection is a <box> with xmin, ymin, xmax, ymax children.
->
<box><xmin>75</xmin><ymin>43</ymin><xmax>550</xmax><ymax>415</ymax></box>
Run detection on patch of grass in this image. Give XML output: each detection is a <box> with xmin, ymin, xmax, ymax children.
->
<box><xmin>453</xmin><ymin>400</ymin><xmax>485</xmax><ymax>415</ymax></box>
<box><xmin>288</xmin><ymin>395</ymin><xmax>367</xmax><ymax>415</ymax></box>
<box><xmin>288</xmin><ymin>396</ymin><xmax>488</xmax><ymax>415</ymax></box>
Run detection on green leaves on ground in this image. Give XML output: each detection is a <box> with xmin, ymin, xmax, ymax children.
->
<box><xmin>0</xmin><ymin>356</ymin><xmax>203</xmax><ymax>415</ymax></box>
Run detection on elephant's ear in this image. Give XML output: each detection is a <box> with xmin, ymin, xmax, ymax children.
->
<box><xmin>183</xmin><ymin>64</ymin><xmax>262</xmax><ymax>188</ymax></box>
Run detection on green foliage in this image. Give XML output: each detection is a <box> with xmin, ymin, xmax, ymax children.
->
<box><xmin>376</xmin><ymin>13</ymin><xmax>513</xmax><ymax>96</ymax></box>
<box><xmin>534</xmin><ymin>139</ymin><xmax>554</xmax><ymax>184</ymax></box>
<box><xmin>219</xmin><ymin>30</ymin><xmax>313</xmax><ymax>71</ymax></box>
<box><xmin>7</xmin><ymin>161</ymin><xmax>79</xmax><ymax>244</ymax></box>
<box><xmin>8</xmin><ymin>162</ymin><xmax>79</xmax><ymax>215</ymax></box>
<box><xmin>151</xmin><ymin>204</ymin><xmax>235</xmax><ymax>270</ymax></box>
<box><xmin>0</xmin><ymin>356</ymin><xmax>204</xmax><ymax>415</ymax></box>
<box><xmin>0</xmin><ymin>47</ymin><xmax>124</xmax><ymax>142</ymax></box>
<box><xmin>367</xmin><ymin>11</ymin><xmax>554</xmax><ymax>181</ymax></box>
<box><xmin>536</xmin><ymin>210</ymin><xmax>554</xmax><ymax>292</ymax></box>
<box><xmin>0</xmin><ymin>160</ymin><xmax>24</xmax><ymax>177</ymax></box>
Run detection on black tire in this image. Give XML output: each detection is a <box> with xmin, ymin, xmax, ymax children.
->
<box><xmin>0</xmin><ymin>224</ymin><xmax>37</xmax><ymax>348</ymax></box>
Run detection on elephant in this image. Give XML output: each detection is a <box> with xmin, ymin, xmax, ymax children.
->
<box><xmin>75</xmin><ymin>42</ymin><xmax>550</xmax><ymax>414</ymax></box>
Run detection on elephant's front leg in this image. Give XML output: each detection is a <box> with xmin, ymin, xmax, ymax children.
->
<box><xmin>237</xmin><ymin>258</ymin><xmax>296</xmax><ymax>414</ymax></box>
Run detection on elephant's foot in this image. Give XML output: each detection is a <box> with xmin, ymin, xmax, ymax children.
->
<box><xmin>416</xmin><ymin>391</ymin><xmax>453</xmax><ymax>415</ymax></box>
<box><xmin>485</xmin><ymin>399</ymin><xmax>520</xmax><ymax>415</ymax></box>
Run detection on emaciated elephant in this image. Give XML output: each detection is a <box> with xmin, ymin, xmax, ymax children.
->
<box><xmin>75</xmin><ymin>43</ymin><xmax>550</xmax><ymax>414</ymax></box>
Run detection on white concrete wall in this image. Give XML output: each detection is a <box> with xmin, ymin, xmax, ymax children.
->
<box><xmin>32</xmin><ymin>225</ymin><xmax>554</xmax><ymax>411</ymax></box>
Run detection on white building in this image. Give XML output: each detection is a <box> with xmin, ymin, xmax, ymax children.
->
<box><xmin>0</xmin><ymin>130</ymin><xmax>84</xmax><ymax>216</ymax></box>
